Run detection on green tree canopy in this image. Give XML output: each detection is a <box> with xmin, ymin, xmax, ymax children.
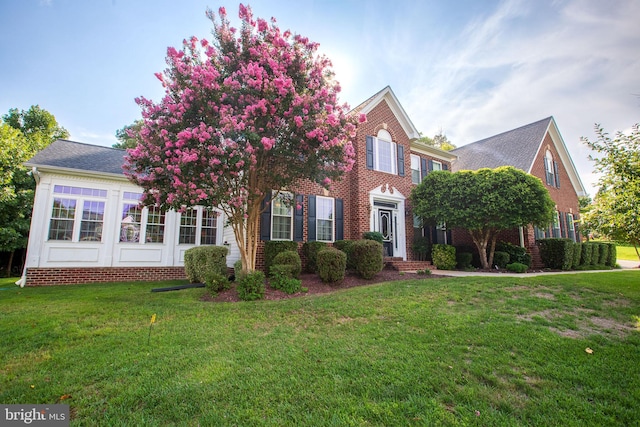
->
<box><xmin>416</xmin><ymin>130</ymin><xmax>456</xmax><ymax>151</ymax></box>
<box><xmin>411</xmin><ymin>166</ymin><xmax>555</xmax><ymax>269</ymax></box>
<box><xmin>581</xmin><ymin>123</ymin><xmax>640</xmax><ymax>260</ymax></box>
<box><xmin>0</xmin><ymin>106</ymin><xmax>69</xmax><ymax>275</ymax></box>
<box><xmin>113</xmin><ymin>120</ymin><xmax>143</xmax><ymax>149</ymax></box>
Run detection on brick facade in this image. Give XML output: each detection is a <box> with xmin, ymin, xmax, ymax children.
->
<box><xmin>25</xmin><ymin>267</ymin><xmax>186</xmax><ymax>286</ymax></box>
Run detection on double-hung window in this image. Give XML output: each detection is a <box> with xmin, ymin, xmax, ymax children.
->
<box><xmin>271</xmin><ymin>192</ymin><xmax>293</xmax><ymax>240</ymax></box>
<box><xmin>48</xmin><ymin>185</ymin><xmax>107</xmax><ymax>242</ymax></box>
<box><xmin>120</xmin><ymin>192</ymin><xmax>165</xmax><ymax>243</ymax></box>
<box><xmin>367</xmin><ymin>129</ymin><xmax>403</xmax><ymax>175</ymax></box>
<box><xmin>552</xmin><ymin>211</ymin><xmax>561</xmax><ymax>238</ymax></box>
<box><xmin>411</xmin><ymin>154</ymin><xmax>421</xmax><ymax>184</ymax></box>
<box><xmin>316</xmin><ymin>196</ymin><xmax>334</xmax><ymax>242</ymax></box>
<box><xmin>431</xmin><ymin>160</ymin><xmax>442</xmax><ymax>171</ymax></box>
<box><xmin>179</xmin><ymin>207</ymin><xmax>218</xmax><ymax>245</ymax></box>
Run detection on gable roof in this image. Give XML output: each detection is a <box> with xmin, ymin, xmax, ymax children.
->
<box><xmin>451</xmin><ymin>117</ymin><xmax>587</xmax><ymax>197</ymax></box>
<box><xmin>352</xmin><ymin>86</ymin><xmax>421</xmax><ymax>140</ymax></box>
<box><xmin>25</xmin><ymin>139</ymin><xmax>126</xmax><ymax>178</ymax></box>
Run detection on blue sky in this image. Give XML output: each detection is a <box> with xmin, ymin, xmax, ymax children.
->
<box><xmin>1</xmin><ymin>0</ymin><xmax>638</xmax><ymax>195</ymax></box>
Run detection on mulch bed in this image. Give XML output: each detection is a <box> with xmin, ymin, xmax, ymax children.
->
<box><xmin>201</xmin><ymin>269</ymin><xmax>444</xmax><ymax>303</ymax></box>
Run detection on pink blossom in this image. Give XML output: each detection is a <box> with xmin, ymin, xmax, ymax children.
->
<box><xmin>358</xmin><ymin>113</ymin><xmax>367</xmax><ymax>123</ymax></box>
<box><xmin>261</xmin><ymin>136</ymin><xmax>275</xmax><ymax>150</ymax></box>
<box><xmin>294</xmin><ymin>116</ymin><xmax>303</xmax><ymax>127</ymax></box>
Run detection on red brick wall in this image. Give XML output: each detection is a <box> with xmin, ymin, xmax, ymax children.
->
<box><xmin>25</xmin><ymin>267</ymin><xmax>186</xmax><ymax>286</ymax></box>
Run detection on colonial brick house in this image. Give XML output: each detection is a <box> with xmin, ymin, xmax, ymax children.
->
<box><xmin>18</xmin><ymin>88</ymin><xmax>583</xmax><ymax>285</ymax></box>
<box><xmin>450</xmin><ymin>116</ymin><xmax>587</xmax><ymax>266</ymax></box>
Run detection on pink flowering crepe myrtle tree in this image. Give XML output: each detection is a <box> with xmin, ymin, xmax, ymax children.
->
<box><xmin>124</xmin><ymin>4</ymin><xmax>365</xmax><ymax>273</ymax></box>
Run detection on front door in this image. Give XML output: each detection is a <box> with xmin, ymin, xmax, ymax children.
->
<box><xmin>378</xmin><ymin>209</ymin><xmax>393</xmax><ymax>257</ymax></box>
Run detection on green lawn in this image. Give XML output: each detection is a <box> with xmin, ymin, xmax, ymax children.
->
<box><xmin>616</xmin><ymin>243</ymin><xmax>639</xmax><ymax>261</ymax></box>
<box><xmin>1</xmin><ymin>273</ymin><xmax>639</xmax><ymax>426</ymax></box>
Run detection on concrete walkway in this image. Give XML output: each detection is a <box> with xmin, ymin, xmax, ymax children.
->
<box><xmin>430</xmin><ymin>259</ymin><xmax>639</xmax><ymax>278</ymax></box>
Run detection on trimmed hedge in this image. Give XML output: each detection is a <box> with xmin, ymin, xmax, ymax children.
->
<box><xmin>352</xmin><ymin>239</ymin><xmax>383</xmax><ymax>279</ymax></box>
<box><xmin>506</xmin><ymin>262</ymin><xmax>528</xmax><ymax>273</ymax></box>
<box><xmin>456</xmin><ymin>252</ymin><xmax>473</xmax><ymax>269</ymax></box>
<box><xmin>184</xmin><ymin>246</ymin><xmax>228</xmax><ymax>283</ymax></box>
<box><xmin>264</xmin><ymin>241</ymin><xmax>298</xmax><ymax>274</ymax></box>
<box><xmin>237</xmin><ymin>271</ymin><xmax>265</xmax><ymax>301</ymax></box>
<box><xmin>580</xmin><ymin>243</ymin><xmax>593</xmax><ymax>266</ymax></box>
<box><xmin>302</xmin><ymin>241</ymin><xmax>327</xmax><ymax>273</ymax></box>
<box><xmin>493</xmin><ymin>251</ymin><xmax>510</xmax><ymax>269</ymax></box>
<box><xmin>572</xmin><ymin>242</ymin><xmax>582</xmax><ymax>269</ymax></box>
<box><xmin>432</xmin><ymin>244</ymin><xmax>456</xmax><ymax>270</ymax></box>
<box><xmin>605</xmin><ymin>242</ymin><xmax>617</xmax><ymax>267</ymax></box>
<box><xmin>539</xmin><ymin>238</ymin><xmax>574</xmax><ymax>270</ymax></box>
<box><xmin>333</xmin><ymin>240</ymin><xmax>356</xmax><ymax>269</ymax></box>
<box><xmin>597</xmin><ymin>242</ymin><xmax>609</xmax><ymax>265</ymax></box>
<box><xmin>317</xmin><ymin>247</ymin><xmax>347</xmax><ymax>283</ymax></box>
<box><xmin>272</xmin><ymin>250</ymin><xmax>301</xmax><ymax>278</ymax></box>
<box><xmin>591</xmin><ymin>243</ymin><xmax>600</xmax><ymax>266</ymax></box>
<box><xmin>362</xmin><ymin>231</ymin><xmax>384</xmax><ymax>243</ymax></box>
<box><xmin>496</xmin><ymin>241</ymin><xmax>531</xmax><ymax>267</ymax></box>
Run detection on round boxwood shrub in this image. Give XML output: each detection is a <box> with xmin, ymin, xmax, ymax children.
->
<box><xmin>317</xmin><ymin>247</ymin><xmax>347</xmax><ymax>283</ymax></box>
<box><xmin>333</xmin><ymin>240</ymin><xmax>356</xmax><ymax>269</ymax></box>
<box><xmin>456</xmin><ymin>252</ymin><xmax>473</xmax><ymax>269</ymax></box>
<box><xmin>506</xmin><ymin>262</ymin><xmax>528</xmax><ymax>273</ymax></box>
<box><xmin>493</xmin><ymin>251</ymin><xmax>510</xmax><ymax>269</ymax></box>
<box><xmin>272</xmin><ymin>250</ymin><xmax>301</xmax><ymax>278</ymax></box>
<box><xmin>352</xmin><ymin>239</ymin><xmax>383</xmax><ymax>279</ymax></box>
<box><xmin>362</xmin><ymin>231</ymin><xmax>384</xmax><ymax>243</ymax></box>
<box><xmin>264</xmin><ymin>240</ymin><xmax>298</xmax><ymax>274</ymax></box>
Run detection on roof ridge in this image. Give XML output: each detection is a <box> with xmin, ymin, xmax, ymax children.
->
<box><xmin>53</xmin><ymin>139</ymin><xmax>125</xmax><ymax>152</ymax></box>
<box><xmin>454</xmin><ymin>116</ymin><xmax>552</xmax><ymax>150</ymax></box>
<box><xmin>350</xmin><ymin>85</ymin><xmax>391</xmax><ymax>114</ymax></box>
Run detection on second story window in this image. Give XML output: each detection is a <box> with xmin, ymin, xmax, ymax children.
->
<box><xmin>411</xmin><ymin>154</ymin><xmax>421</xmax><ymax>184</ymax></box>
<box><xmin>366</xmin><ymin>129</ymin><xmax>405</xmax><ymax>176</ymax></box>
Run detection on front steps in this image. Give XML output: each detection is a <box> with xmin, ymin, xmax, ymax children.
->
<box><xmin>384</xmin><ymin>257</ymin><xmax>435</xmax><ymax>272</ymax></box>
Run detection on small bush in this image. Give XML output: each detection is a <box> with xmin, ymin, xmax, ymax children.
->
<box><xmin>580</xmin><ymin>243</ymin><xmax>593</xmax><ymax>266</ymax></box>
<box><xmin>317</xmin><ymin>247</ymin><xmax>347</xmax><ymax>283</ymax></box>
<box><xmin>412</xmin><ymin>237</ymin><xmax>431</xmax><ymax>261</ymax></box>
<box><xmin>333</xmin><ymin>240</ymin><xmax>356</xmax><ymax>269</ymax></box>
<box><xmin>571</xmin><ymin>242</ymin><xmax>582</xmax><ymax>270</ymax></box>
<box><xmin>272</xmin><ymin>250</ymin><xmax>301</xmax><ymax>278</ymax></box>
<box><xmin>237</xmin><ymin>271</ymin><xmax>265</xmax><ymax>301</ymax></box>
<box><xmin>493</xmin><ymin>251</ymin><xmax>510</xmax><ymax>269</ymax></box>
<box><xmin>269</xmin><ymin>266</ymin><xmax>301</xmax><ymax>294</ymax></box>
<box><xmin>362</xmin><ymin>231</ymin><xmax>384</xmax><ymax>243</ymax></box>
<box><xmin>496</xmin><ymin>242</ymin><xmax>531</xmax><ymax>267</ymax></box>
<box><xmin>264</xmin><ymin>241</ymin><xmax>298</xmax><ymax>274</ymax></box>
<box><xmin>456</xmin><ymin>252</ymin><xmax>473</xmax><ymax>269</ymax></box>
<box><xmin>233</xmin><ymin>259</ymin><xmax>244</xmax><ymax>281</ymax></box>
<box><xmin>302</xmin><ymin>241</ymin><xmax>327</xmax><ymax>273</ymax></box>
<box><xmin>204</xmin><ymin>272</ymin><xmax>230</xmax><ymax>294</ymax></box>
<box><xmin>184</xmin><ymin>246</ymin><xmax>228</xmax><ymax>283</ymax></box>
<box><xmin>506</xmin><ymin>262</ymin><xmax>528</xmax><ymax>273</ymax></box>
<box><xmin>352</xmin><ymin>239</ymin><xmax>383</xmax><ymax>279</ymax></box>
<box><xmin>539</xmin><ymin>238</ymin><xmax>574</xmax><ymax>270</ymax></box>
<box><xmin>432</xmin><ymin>244</ymin><xmax>456</xmax><ymax>270</ymax></box>
<box><xmin>417</xmin><ymin>269</ymin><xmax>432</xmax><ymax>275</ymax></box>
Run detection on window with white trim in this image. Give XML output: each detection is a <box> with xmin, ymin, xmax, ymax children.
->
<box><xmin>374</xmin><ymin>130</ymin><xmax>397</xmax><ymax>174</ymax></box>
<box><xmin>545</xmin><ymin>150</ymin><xmax>555</xmax><ymax>186</ymax></box>
<box><xmin>179</xmin><ymin>207</ymin><xmax>218</xmax><ymax>245</ymax></box>
<box><xmin>316</xmin><ymin>196</ymin><xmax>334</xmax><ymax>242</ymax></box>
<box><xmin>119</xmin><ymin>192</ymin><xmax>165</xmax><ymax>243</ymax></box>
<box><xmin>271</xmin><ymin>192</ymin><xmax>293</xmax><ymax>240</ymax></box>
<box><xmin>48</xmin><ymin>185</ymin><xmax>107</xmax><ymax>242</ymax></box>
<box><xmin>411</xmin><ymin>154</ymin><xmax>421</xmax><ymax>184</ymax></box>
<box><xmin>567</xmin><ymin>213</ymin><xmax>576</xmax><ymax>241</ymax></box>
<box><xmin>431</xmin><ymin>160</ymin><xmax>442</xmax><ymax>171</ymax></box>
<box><xmin>552</xmin><ymin>210</ymin><xmax>561</xmax><ymax>238</ymax></box>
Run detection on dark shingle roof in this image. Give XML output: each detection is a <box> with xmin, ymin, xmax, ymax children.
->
<box><xmin>25</xmin><ymin>139</ymin><xmax>126</xmax><ymax>176</ymax></box>
<box><xmin>451</xmin><ymin>117</ymin><xmax>552</xmax><ymax>172</ymax></box>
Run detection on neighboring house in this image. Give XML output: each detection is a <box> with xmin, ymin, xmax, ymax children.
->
<box><xmin>19</xmin><ymin>89</ymin><xmax>584</xmax><ymax>286</ymax></box>
<box><xmin>450</xmin><ymin>116</ymin><xmax>587</xmax><ymax>266</ymax></box>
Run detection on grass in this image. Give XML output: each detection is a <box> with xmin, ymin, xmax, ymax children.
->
<box><xmin>615</xmin><ymin>242</ymin><xmax>639</xmax><ymax>262</ymax></box>
<box><xmin>1</xmin><ymin>272</ymin><xmax>639</xmax><ymax>426</ymax></box>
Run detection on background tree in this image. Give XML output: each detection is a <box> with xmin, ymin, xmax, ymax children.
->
<box><xmin>581</xmin><ymin>123</ymin><xmax>640</xmax><ymax>261</ymax></box>
<box><xmin>0</xmin><ymin>106</ymin><xmax>69</xmax><ymax>276</ymax></box>
<box><xmin>125</xmin><ymin>5</ymin><xmax>362</xmax><ymax>273</ymax></box>
<box><xmin>113</xmin><ymin>120</ymin><xmax>143</xmax><ymax>149</ymax></box>
<box><xmin>416</xmin><ymin>129</ymin><xmax>456</xmax><ymax>151</ymax></box>
<box><xmin>411</xmin><ymin>166</ymin><xmax>555</xmax><ymax>269</ymax></box>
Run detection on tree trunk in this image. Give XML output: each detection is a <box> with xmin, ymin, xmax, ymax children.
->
<box><xmin>6</xmin><ymin>250</ymin><xmax>15</xmax><ymax>277</ymax></box>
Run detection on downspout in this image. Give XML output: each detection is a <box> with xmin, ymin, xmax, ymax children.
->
<box><xmin>519</xmin><ymin>226</ymin><xmax>525</xmax><ymax>248</ymax></box>
<box><xmin>15</xmin><ymin>167</ymin><xmax>40</xmax><ymax>287</ymax></box>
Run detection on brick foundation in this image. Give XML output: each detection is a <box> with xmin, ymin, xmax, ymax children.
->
<box><xmin>25</xmin><ymin>267</ymin><xmax>187</xmax><ymax>286</ymax></box>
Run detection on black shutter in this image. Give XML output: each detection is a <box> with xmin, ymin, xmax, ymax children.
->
<box><xmin>366</xmin><ymin>136</ymin><xmax>374</xmax><ymax>170</ymax></box>
<box><xmin>559</xmin><ymin>212</ymin><xmax>566</xmax><ymax>238</ymax></box>
<box><xmin>421</xmin><ymin>158</ymin><xmax>428</xmax><ymax>180</ymax></box>
<box><xmin>307</xmin><ymin>195</ymin><xmax>316</xmax><ymax>241</ymax></box>
<box><xmin>335</xmin><ymin>198</ymin><xmax>344</xmax><ymax>241</ymax></box>
<box><xmin>294</xmin><ymin>194</ymin><xmax>304</xmax><ymax>242</ymax></box>
<box><xmin>544</xmin><ymin>159</ymin><xmax>550</xmax><ymax>185</ymax></box>
<box><xmin>397</xmin><ymin>144</ymin><xmax>405</xmax><ymax>176</ymax></box>
<box><xmin>428</xmin><ymin>160</ymin><xmax>434</xmax><ymax>174</ymax></box>
<box><xmin>442</xmin><ymin>163</ymin><xmax>449</xmax><ymax>171</ymax></box>
<box><xmin>553</xmin><ymin>161</ymin><xmax>560</xmax><ymax>188</ymax></box>
<box><xmin>260</xmin><ymin>191</ymin><xmax>272</xmax><ymax>241</ymax></box>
